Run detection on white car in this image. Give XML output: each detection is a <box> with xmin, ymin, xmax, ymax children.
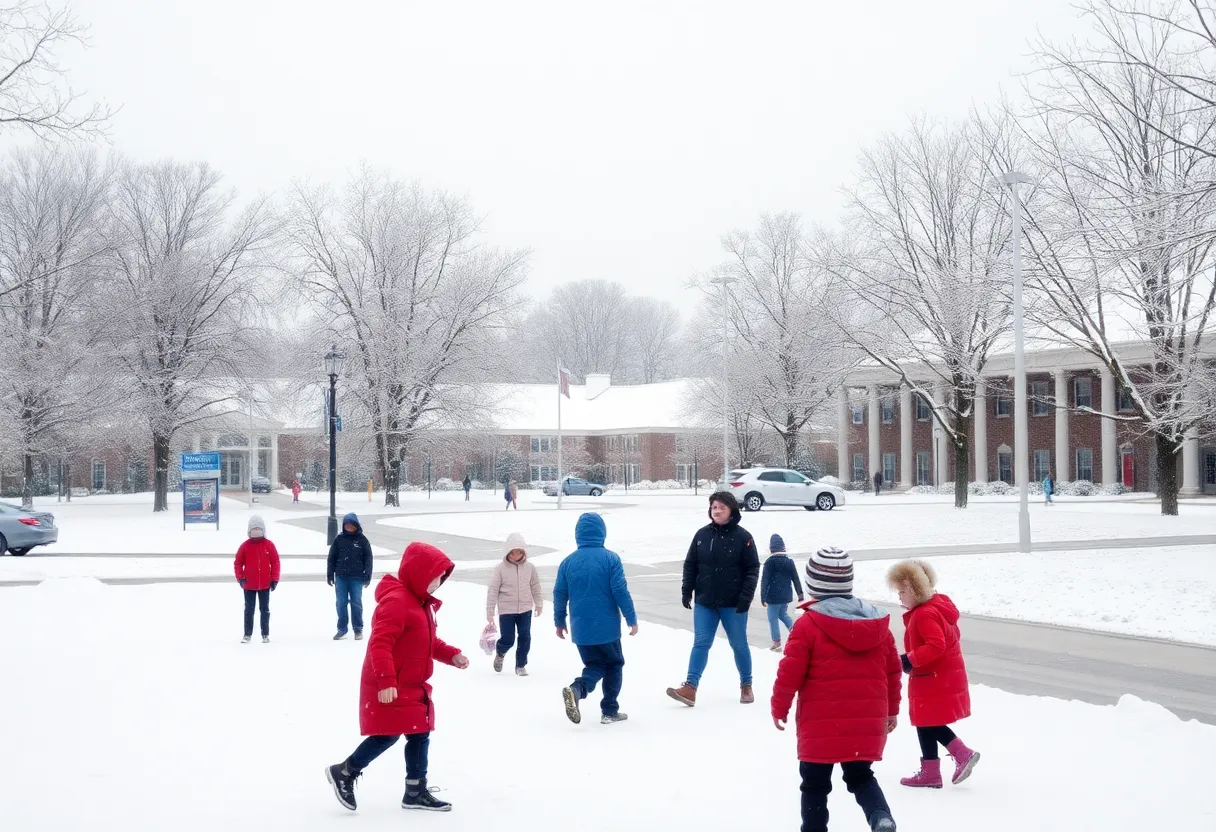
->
<box><xmin>727</xmin><ymin>468</ymin><xmax>845</xmax><ymax>512</ymax></box>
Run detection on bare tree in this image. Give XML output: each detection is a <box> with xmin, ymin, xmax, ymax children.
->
<box><xmin>101</xmin><ymin>160</ymin><xmax>276</xmax><ymax>512</ymax></box>
<box><xmin>287</xmin><ymin>168</ymin><xmax>528</xmax><ymax>506</ymax></box>
<box><xmin>522</xmin><ymin>280</ymin><xmax>633</xmax><ymax>382</ymax></box>
<box><xmin>823</xmin><ymin>116</ymin><xmax>1016</xmax><ymax>508</ymax></box>
<box><xmin>628</xmin><ymin>296</ymin><xmax>682</xmax><ymax>383</ymax></box>
<box><xmin>0</xmin><ymin>145</ymin><xmax>110</xmax><ymax>508</ymax></box>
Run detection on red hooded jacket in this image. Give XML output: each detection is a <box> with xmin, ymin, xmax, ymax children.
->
<box><xmin>771</xmin><ymin>597</ymin><xmax>902</xmax><ymax>764</ymax></box>
<box><xmin>233</xmin><ymin>538</ymin><xmax>281</xmax><ymax>592</ymax></box>
<box><xmin>903</xmin><ymin>593</ymin><xmax>971</xmax><ymax>727</ymax></box>
<box><xmin>359</xmin><ymin>542</ymin><xmax>461</xmax><ymax>736</ymax></box>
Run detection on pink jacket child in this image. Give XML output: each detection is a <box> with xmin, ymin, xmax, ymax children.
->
<box><xmin>486</xmin><ymin>532</ymin><xmax>544</xmax><ymax>675</ymax></box>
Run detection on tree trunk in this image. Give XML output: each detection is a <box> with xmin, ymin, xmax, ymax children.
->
<box><xmin>1156</xmin><ymin>431</ymin><xmax>1180</xmax><ymax>516</ymax></box>
<box><xmin>384</xmin><ymin>458</ymin><xmax>401</xmax><ymax>507</ymax></box>
<box><xmin>153</xmin><ymin>433</ymin><xmax>171</xmax><ymax>512</ymax></box>
<box><xmin>782</xmin><ymin>429</ymin><xmax>798</xmax><ymax>468</ymax></box>
<box><xmin>952</xmin><ymin>439</ymin><xmax>970</xmax><ymax>508</ymax></box>
<box><xmin>22</xmin><ymin>451</ymin><xmax>35</xmax><ymax>510</ymax></box>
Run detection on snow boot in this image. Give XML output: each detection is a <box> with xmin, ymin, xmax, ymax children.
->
<box><xmin>666</xmin><ymin>682</ymin><xmax>697</xmax><ymax>707</ymax></box>
<box><xmin>562</xmin><ymin>686</ymin><xmax>582</xmax><ymax>724</ymax></box>
<box><xmin>402</xmin><ymin>779</ymin><xmax>451</xmax><ymax>812</ymax></box>
<box><xmin>353</xmin><ymin>631</ymin><xmax>363</xmax><ymax>641</ymax></box>
<box><xmin>262</xmin><ymin>636</ymin><xmax>270</xmax><ymax>643</ymax></box>
<box><xmin>333</xmin><ymin>631</ymin><xmax>346</xmax><ymax>641</ymax></box>
<box><xmin>770</xmin><ymin>640</ymin><xmax>782</xmax><ymax>652</ymax></box>
<box><xmin>740</xmin><ymin>684</ymin><xmax>755</xmax><ymax>704</ymax></box>
<box><xmin>241</xmin><ymin>635</ymin><xmax>251</xmax><ymax>643</ymax></box>
<box><xmin>515</xmin><ymin>667</ymin><xmax>529</xmax><ymax>677</ymax></box>
<box><xmin>946</xmin><ymin>738</ymin><xmax>981</xmax><ymax>784</ymax></box>
<box><xmin>899</xmin><ymin>758</ymin><xmax>943</xmax><ymax>789</ymax></box>
<box><xmin>601</xmin><ymin>712</ymin><xmax>629</xmax><ymax>725</ymax></box>
<box><xmin>325</xmin><ymin>760</ymin><xmax>360</xmax><ymax>811</ymax></box>
<box><xmin>493</xmin><ymin>653</ymin><xmax>505</xmax><ymax>673</ymax></box>
<box><xmin>870</xmin><ymin>809</ymin><xmax>897</xmax><ymax>832</ymax></box>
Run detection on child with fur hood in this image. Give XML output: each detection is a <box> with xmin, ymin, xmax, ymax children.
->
<box><xmin>885</xmin><ymin>559</ymin><xmax>981</xmax><ymax>788</ymax></box>
<box><xmin>486</xmin><ymin>532</ymin><xmax>544</xmax><ymax>676</ymax></box>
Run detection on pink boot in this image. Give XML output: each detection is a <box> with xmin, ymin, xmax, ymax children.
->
<box><xmin>946</xmin><ymin>738</ymin><xmax>981</xmax><ymax>784</ymax></box>
<box><xmin>899</xmin><ymin>758</ymin><xmax>943</xmax><ymax>789</ymax></box>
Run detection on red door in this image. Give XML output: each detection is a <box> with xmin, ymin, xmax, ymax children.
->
<box><xmin>1121</xmin><ymin>450</ymin><xmax>1135</xmax><ymax>488</ymax></box>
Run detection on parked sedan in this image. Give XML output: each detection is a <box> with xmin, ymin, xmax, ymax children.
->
<box><xmin>251</xmin><ymin>476</ymin><xmax>273</xmax><ymax>494</ymax></box>
<box><xmin>542</xmin><ymin>476</ymin><xmax>608</xmax><ymax>497</ymax></box>
<box><xmin>0</xmin><ymin>502</ymin><xmax>58</xmax><ymax>556</ymax></box>
<box><xmin>726</xmin><ymin>468</ymin><xmax>845</xmax><ymax>512</ymax></box>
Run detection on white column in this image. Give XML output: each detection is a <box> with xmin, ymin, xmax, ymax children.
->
<box><xmin>899</xmin><ymin>384</ymin><xmax>913</xmax><ymax>490</ymax></box>
<box><xmin>837</xmin><ymin>385</ymin><xmax>850</xmax><ymax>482</ymax></box>
<box><xmin>868</xmin><ymin>385</ymin><xmax>881</xmax><ymax>482</ymax></box>
<box><xmin>1100</xmin><ymin>367</ymin><xmax>1117</xmax><ymax>485</ymax></box>
<box><xmin>1054</xmin><ymin>370</ymin><xmax>1070</xmax><ymax>482</ymax></box>
<box><xmin>932</xmin><ymin>383</ymin><xmax>946</xmax><ymax>485</ymax></box>
<box><xmin>1182</xmin><ymin>428</ymin><xmax>1200</xmax><ymax>495</ymax></box>
<box><xmin>973</xmin><ymin>378</ymin><xmax>987</xmax><ymax>483</ymax></box>
<box><xmin>270</xmin><ymin>434</ymin><xmax>279</xmax><ymax>488</ymax></box>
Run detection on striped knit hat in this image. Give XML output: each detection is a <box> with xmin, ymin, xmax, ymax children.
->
<box><xmin>805</xmin><ymin>547</ymin><xmax>854</xmax><ymax>597</ymax></box>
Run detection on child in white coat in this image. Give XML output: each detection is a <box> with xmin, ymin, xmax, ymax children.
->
<box><xmin>486</xmin><ymin>532</ymin><xmax>543</xmax><ymax>675</ymax></box>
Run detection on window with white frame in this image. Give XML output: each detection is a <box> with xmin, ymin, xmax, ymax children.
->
<box><xmin>1074</xmin><ymin>377</ymin><xmax>1093</xmax><ymax>409</ymax></box>
<box><xmin>1075</xmin><ymin>448</ymin><xmax>1094</xmax><ymax>482</ymax></box>
<box><xmin>675</xmin><ymin>434</ymin><xmax>688</xmax><ymax>454</ymax></box>
<box><xmin>882</xmin><ymin>453</ymin><xmax>896</xmax><ymax>484</ymax></box>
<box><xmin>881</xmin><ymin>395</ymin><xmax>894</xmax><ymax>424</ymax></box>
<box><xmin>530</xmin><ymin>436</ymin><xmax>554</xmax><ymax>453</ymax></box>
<box><xmin>1117</xmin><ymin>387</ymin><xmax>1135</xmax><ymax>412</ymax></box>
<box><xmin>530</xmin><ymin>465</ymin><xmax>558</xmax><ymax>481</ymax></box>
<box><xmin>676</xmin><ymin>463</ymin><xmax>693</xmax><ymax>483</ymax></box>
<box><xmin>997</xmin><ymin>451</ymin><xmax>1013</xmax><ymax>485</ymax></box>
<box><xmin>994</xmin><ymin>395</ymin><xmax>1011</xmax><ymax>418</ymax></box>
<box><xmin>916</xmin><ymin>451</ymin><xmax>931</xmax><ymax>485</ymax></box>
<box><xmin>851</xmin><ymin>404</ymin><xmax>864</xmax><ymax>425</ymax></box>
<box><xmin>1031</xmin><ymin>380</ymin><xmax>1050</xmax><ymax>416</ymax></box>
<box><xmin>915</xmin><ymin>394</ymin><xmax>931</xmax><ymax>421</ymax></box>
<box><xmin>91</xmin><ymin>460</ymin><xmax>106</xmax><ymax>491</ymax></box>
<box><xmin>1033</xmin><ymin>449</ymin><xmax>1051</xmax><ymax>482</ymax></box>
<box><xmin>851</xmin><ymin>453</ymin><xmax>865</xmax><ymax>483</ymax></box>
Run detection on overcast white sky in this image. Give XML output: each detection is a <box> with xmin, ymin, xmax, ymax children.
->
<box><xmin>62</xmin><ymin>0</ymin><xmax>1083</xmax><ymax>309</ymax></box>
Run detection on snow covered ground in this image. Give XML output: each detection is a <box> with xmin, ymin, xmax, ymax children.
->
<box><xmin>0</xmin><ymin>578</ymin><xmax>1209</xmax><ymax>830</ymax></box>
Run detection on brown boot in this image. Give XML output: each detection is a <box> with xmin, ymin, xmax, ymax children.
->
<box><xmin>666</xmin><ymin>682</ymin><xmax>697</xmax><ymax>707</ymax></box>
<box><xmin>740</xmin><ymin>684</ymin><xmax>755</xmax><ymax>704</ymax></box>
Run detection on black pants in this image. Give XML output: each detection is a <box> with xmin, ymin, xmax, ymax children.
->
<box><xmin>243</xmin><ymin>589</ymin><xmax>270</xmax><ymax>637</ymax></box>
<box><xmin>799</xmin><ymin>761</ymin><xmax>891</xmax><ymax>832</ymax></box>
<box><xmin>349</xmin><ymin>732</ymin><xmax>429</xmax><ymax>781</ymax></box>
<box><xmin>496</xmin><ymin>611</ymin><xmax>533</xmax><ymax>668</ymax></box>
<box><xmin>917</xmin><ymin>725</ymin><xmax>958</xmax><ymax>760</ymax></box>
<box><xmin>571</xmin><ymin>640</ymin><xmax>624</xmax><ymax>717</ymax></box>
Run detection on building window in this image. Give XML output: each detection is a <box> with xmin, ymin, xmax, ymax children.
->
<box><xmin>1031</xmin><ymin>380</ymin><xmax>1050</xmax><ymax>416</ymax></box>
<box><xmin>676</xmin><ymin>463</ymin><xmax>695</xmax><ymax>483</ymax></box>
<box><xmin>1075</xmin><ymin>448</ymin><xmax>1094</xmax><ymax>482</ymax></box>
<box><xmin>915</xmin><ymin>394</ymin><xmax>931</xmax><ymax>421</ymax></box>
<box><xmin>882</xmin><ymin>453</ymin><xmax>896</xmax><ymax>484</ymax></box>
<box><xmin>994</xmin><ymin>395</ymin><xmax>1011</xmax><ymax>418</ymax></box>
<box><xmin>1033</xmin><ymin>450</ymin><xmax>1051</xmax><ymax>482</ymax></box>
<box><xmin>851</xmin><ymin>453</ymin><xmax>865</xmax><ymax>483</ymax></box>
<box><xmin>1117</xmin><ymin>387</ymin><xmax>1135</xmax><ymax>412</ymax></box>
<box><xmin>851</xmin><ymin>404</ymin><xmax>864</xmax><ymax>425</ymax></box>
<box><xmin>1074</xmin><ymin>377</ymin><xmax>1093</xmax><ymax>409</ymax></box>
<box><xmin>881</xmin><ymin>395</ymin><xmax>894</xmax><ymax>424</ymax></box>
<box><xmin>530</xmin><ymin>465</ymin><xmax>558</xmax><ymax>481</ymax></box>
<box><xmin>916</xmin><ymin>451</ymin><xmax>931</xmax><ymax>485</ymax></box>
<box><xmin>531</xmin><ymin>436</ymin><xmax>555</xmax><ymax>453</ymax></box>
<box><xmin>610</xmin><ymin>463</ymin><xmax>640</xmax><ymax>484</ymax></box>
<box><xmin>91</xmin><ymin>460</ymin><xmax>106</xmax><ymax>491</ymax></box>
<box><xmin>997</xmin><ymin>451</ymin><xmax>1013</xmax><ymax>485</ymax></box>
<box><xmin>675</xmin><ymin>435</ymin><xmax>688</xmax><ymax>454</ymax></box>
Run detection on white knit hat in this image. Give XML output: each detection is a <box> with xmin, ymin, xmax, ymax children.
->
<box><xmin>503</xmin><ymin>532</ymin><xmax>528</xmax><ymax>558</ymax></box>
<box><xmin>247</xmin><ymin>514</ymin><xmax>266</xmax><ymax>536</ymax></box>
<box><xmin>805</xmin><ymin>546</ymin><xmax>854</xmax><ymax>597</ymax></box>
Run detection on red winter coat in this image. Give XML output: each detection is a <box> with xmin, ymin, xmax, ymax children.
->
<box><xmin>359</xmin><ymin>542</ymin><xmax>460</xmax><ymax>736</ymax></box>
<box><xmin>233</xmin><ymin>538</ymin><xmax>281</xmax><ymax>591</ymax></box>
<box><xmin>771</xmin><ymin>599</ymin><xmax>902</xmax><ymax>764</ymax></box>
<box><xmin>903</xmin><ymin>593</ymin><xmax>971</xmax><ymax>727</ymax></box>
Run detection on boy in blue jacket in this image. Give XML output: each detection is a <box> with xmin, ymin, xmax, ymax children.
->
<box><xmin>761</xmin><ymin>533</ymin><xmax>804</xmax><ymax>651</ymax></box>
<box><xmin>554</xmin><ymin>513</ymin><xmax>638</xmax><ymax>726</ymax></box>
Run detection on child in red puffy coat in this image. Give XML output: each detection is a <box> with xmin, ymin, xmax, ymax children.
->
<box><xmin>886</xmin><ymin>559</ymin><xmax>980</xmax><ymax>788</ymax></box>
<box><xmin>771</xmin><ymin>547</ymin><xmax>901</xmax><ymax>832</ymax></box>
<box><xmin>233</xmin><ymin>515</ymin><xmax>280</xmax><ymax>643</ymax></box>
<box><xmin>325</xmin><ymin>542</ymin><xmax>469</xmax><ymax>813</ymax></box>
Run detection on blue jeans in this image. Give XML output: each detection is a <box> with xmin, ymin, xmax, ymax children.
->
<box><xmin>348</xmin><ymin>732</ymin><xmax>429</xmax><ymax>780</ymax></box>
<box><xmin>496</xmin><ymin>611</ymin><xmax>533</xmax><ymax>668</ymax></box>
<box><xmin>334</xmin><ymin>576</ymin><xmax>365</xmax><ymax>634</ymax></box>
<box><xmin>686</xmin><ymin>604</ymin><xmax>752</xmax><ymax>687</ymax></box>
<box><xmin>766</xmin><ymin>602</ymin><xmax>793</xmax><ymax>642</ymax></box>
<box><xmin>571</xmin><ymin>640</ymin><xmax>624</xmax><ymax>716</ymax></box>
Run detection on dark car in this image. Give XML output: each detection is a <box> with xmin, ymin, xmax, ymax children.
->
<box><xmin>251</xmin><ymin>476</ymin><xmax>273</xmax><ymax>494</ymax></box>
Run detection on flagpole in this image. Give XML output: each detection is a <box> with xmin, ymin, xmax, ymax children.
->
<box><xmin>557</xmin><ymin>361</ymin><xmax>563</xmax><ymax>510</ymax></box>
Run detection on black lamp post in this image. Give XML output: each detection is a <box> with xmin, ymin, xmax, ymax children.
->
<box><xmin>324</xmin><ymin>344</ymin><xmax>345</xmax><ymax>545</ymax></box>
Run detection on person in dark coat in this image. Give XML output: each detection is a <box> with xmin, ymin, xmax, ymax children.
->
<box><xmin>760</xmin><ymin>533</ymin><xmax>804</xmax><ymax>651</ymax></box>
<box><xmin>666</xmin><ymin>491</ymin><xmax>759</xmax><ymax>707</ymax></box>
<box><xmin>327</xmin><ymin>512</ymin><xmax>374</xmax><ymax>640</ymax></box>
<box><xmin>462</xmin><ymin>474</ymin><xmax>472</xmax><ymax>501</ymax></box>
<box><xmin>873</xmin><ymin>471</ymin><xmax>883</xmax><ymax>496</ymax></box>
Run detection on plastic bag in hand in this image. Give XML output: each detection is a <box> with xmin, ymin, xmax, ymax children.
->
<box><xmin>479</xmin><ymin>622</ymin><xmax>498</xmax><ymax>655</ymax></box>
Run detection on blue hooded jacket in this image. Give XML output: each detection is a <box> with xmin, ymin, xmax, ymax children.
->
<box><xmin>553</xmin><ymin>513</ymin><xmax>637</xmax><ymax>646</ymax></box>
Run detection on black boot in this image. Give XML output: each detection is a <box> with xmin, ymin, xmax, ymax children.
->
<box><xmin>402</xmin><ymin>778</ymin><xmax>451</xmax><ymax>812</ymax></box>
<box><xmin>870</xmin><ymin>809</ymin><xmax>897</xmax><ymax>832</ymax></box>
<box><xmin>325</xmin><ymin>760</ymin><xmax>360</xmax><ymax>811</ymax></box>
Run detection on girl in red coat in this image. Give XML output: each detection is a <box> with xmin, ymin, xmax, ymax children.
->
<box><xmin>886</xmin><ymin>559</ymin><xmax>980</xmax><ymax>788</ymax></box>
<box><xmin>771</xmin><ymin>547</ymin><xmax>900</xmax><ymax>832</ymax></box>
<box><xmin>326</xmin><ymin>542</ymin><xmax>470</xmax><ymax>813</ymax></box>
<box><xmin>233</xmin><ymin>515</ymin><xmax>280</xmax><ymax>643</ymax></box>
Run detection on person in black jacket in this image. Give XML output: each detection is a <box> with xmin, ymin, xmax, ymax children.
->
<box><xmin>666</xmin><ymin>491</ymin><xmax>759</xmax><ymax>707</ymax></box>
<box><xmin>327</xmin><ymin>512</ymin><xmax>374</xmax><ymax>640</ymax></box>
<box><xmin>760</xmin><ymin>532</ymin><xmax>804</xmax><ymax>651</ymax></box>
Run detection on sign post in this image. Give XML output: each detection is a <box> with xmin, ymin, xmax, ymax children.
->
<box><xmin>181</xmin><ymin>452</ymin><xmax>222</xmax><ymax>531</ymax></box>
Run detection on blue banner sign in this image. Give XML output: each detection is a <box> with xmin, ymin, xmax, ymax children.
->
<box><xmin>181</xmin><ymin>452</ymin><xmax>222</xmax><ymax>474</ymax></box>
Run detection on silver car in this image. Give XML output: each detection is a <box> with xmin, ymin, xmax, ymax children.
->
<box><xmin>0</xmin><ymin>502</ymin><xmax>58</xmax><ymax>556</ymax></box>
<box><xmin>542</xmin><ymin>476</ymin><xmax>608</xmax><ymax>497</ymax></box>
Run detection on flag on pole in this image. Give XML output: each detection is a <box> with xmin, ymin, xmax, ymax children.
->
<box><xmin>559</xmin><ymin>367</ymin><xmax>571</xmax><ymax>398</ymax></box>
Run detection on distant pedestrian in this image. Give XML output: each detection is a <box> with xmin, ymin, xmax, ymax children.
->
<box><xmin>666</xmin><ymin>490</ymin><xmax>760</xmax><ymax>707</ymax></box>
<box><xmin>873</xmin><ymin>471</ymin><xmax>883</xmax><ymax>496</ymax></box>
<box><xmin>291</xmin><ymin>479</ymin><xmax>302</xmax><ymax>503</ymax></box>
<box><xmin>462</xmin><ymin>474</ymin><xmax>472</xmax><ymax>501</ymax></box>
<box><xmin>503</xmin><ymin>478</ymin><xmax>518</xmax><ymax>510</ymax></box>
<box><xmin>486</xmin><ymin>532</ymin><xmax>544</xmax><ymax>676</ymax></box>
<box><xmin>234</xmin><ymin>514</ymin><xmax>280</xmax><ymax>643</ymax></box>
<box><xmin>327</xmin><ymin>513</ymin><xmax>374</xmax><ymax>640</ymax></box>
<box><xmin>325</xmin><ymin>542</ymin><xmax>470</xmax><ymax>813</ymax></box>
<box><xmin>771</xmin><ymin>546</ymin><xmax>901</xmax><ymax>832</ymax></box>
<box><xmin>1043</xmin><ymin>473</ymin><xmax>1054</xmax><ymax>505</ymax></box>
<box><xmin>554</xmin><ymin>513</ymin><xmax>638</xmax><ymax>725</ymax></box>
<box><xmin>886</xmin><ymin>559</ymin><xmax>981</xmax><ymax>789</ymax></box>
<box><xmin>761</xmin><ymin>533</ymin><xmax>804</xmax><ymax>651</ymax></box>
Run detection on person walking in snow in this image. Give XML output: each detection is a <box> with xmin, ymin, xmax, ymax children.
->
<box><xmin>886</xmin><ymin>559</ymin><xmax>980</xmax><ymax>789</ymax></box>
<box><xmin>291</xmin><ymin>479</ymin><xmax>302</xmax><ymax>503</ymax></box>
<box><xmin>761</xmin><ymin>533</ymin><xmax>804</xmax><ymax>651</ymax></box>
<box><xmin>487</xmin><ymin>532</ymin><xmax>544</xmax><ymax>676</ymax></box>
<box><xmin>325</xmin><ymin>542</ymin><xmax>470</xmax><ymax>813</ymax></box>
<box><xmin>327</xmin><ymin>513</ymin><xmax>374</xmax><ymax>640</ymax></box>
<box><xmin>667</xmin><ymin>491</ymin><xmax>760</xmax><ymax>707</ymax></box>
<box><xmin>1043</xmin><ymin>472</ymin><xmax>1054</xmax><ymax>505</ymax></box>
<box><xmin>234</xmin><ymin>514</ymin><xmax>281</xmax><ymax>643</ymax></box>
<box><xmin>462</xmin><ymin>474</ymin><xmax>472</xmax><ymax>501</ymax></box>
<box><xmin>771</xmin><ymin>546</ymin><xmax>901</xmax><ymax>832</ymax></box>
<box><xmin>873</xmin><ymin>471</ymin><xmax>883</xmax><ymax>496</ymax></box>
<box><xmin>503</xmin><ymin>478</ymin><xmax>518</xmax><ymax>510</ymax></box>
<box><xmin>554</xmin><ymin>512</ymin><xmax>638</xmax><ymax>725</ymax></box>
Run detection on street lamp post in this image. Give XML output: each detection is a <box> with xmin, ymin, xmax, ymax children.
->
<box><xmin>712</xmin><ymin>274</ymin><xmax>737</xmax><ymax>484</ymax></box>
<box><xmin>1003</xmin><ymin>171</ymin><xmax>1032</xmax><ymax>553</ymax></box>
<box><xmin>932</xmin><ymin>427</ymin><xmax>942</xmax><ymax>487</ymax></box>
<box><xmin>324</xmin><ymin>344</ymin><xmax>345</xmax><ymax>546</ymax></box>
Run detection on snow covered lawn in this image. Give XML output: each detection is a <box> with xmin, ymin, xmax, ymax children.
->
<box><xmin>0</xmin><ymin>578</ymin><xmax>1209</xmax><ymax>830</ymax></box>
